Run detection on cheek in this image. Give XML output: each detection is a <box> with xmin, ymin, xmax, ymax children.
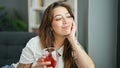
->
<box><xmin>68</xmin><ymin>18</ymin><xmax>74</xmax><ymax>23</ymax></box>
<box><xmin>52</xmin><ymin>22</ymin><xmax>61</xmax><ymax>30</ymax></box>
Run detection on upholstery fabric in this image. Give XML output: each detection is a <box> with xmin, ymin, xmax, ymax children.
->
<box><xmin>0</xmin><ymin>32</ymin><xmax>37</xmax><ymax>67</ymax></box>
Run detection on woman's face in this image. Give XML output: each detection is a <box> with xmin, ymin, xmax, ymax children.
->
<box><xmin>52</xmin><ymin>6</ymin><xmax>73</xmax><ymax>37</ymax></box>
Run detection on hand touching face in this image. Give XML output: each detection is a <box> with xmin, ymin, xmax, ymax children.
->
<box><xmin>65</xmin><ymin>21</ymin><xmax>76</xmax><ymax>41</ymax></box>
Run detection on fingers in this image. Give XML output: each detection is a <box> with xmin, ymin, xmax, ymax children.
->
<box><xmin>36</xmin><ymin>61</ymin><xmax>51</xmax><ymax>67</ymax></box>
<box><xmin>68</xmin><ymin>21</ymin><xmax>76</xmax><ymax>36</ymax></box>
<box><xmin>35</xmin><ymin>61</ymin><xmax>52</xmax><ymax>68</ymax></box>
<box><xmin>65</xmin><ymin>21</ymin><xmax>77</xmax><ymax>42</ymax></box>
<box><xmin>48</xmin><ymin>67</ymin><xmax>53</xmax><ymax>68</ymax></box>
<box><xmin>72</xmin><ymin>21</ymin><xmax>76</xmax><ymax>31</ymax></box>
<box><xmin>38</xmin><ymin>61</ymin><xmax>51</xmax><ymax>66</ymax></box>
<box><xmin>38</xmin><ymin>56</ymin><xmax>46</xmax><ymax>62</ymax></box>
<box><xmin>35</xmin><ymin>56</ymin><xmax>52</xmax><ymax>68</ymax></box>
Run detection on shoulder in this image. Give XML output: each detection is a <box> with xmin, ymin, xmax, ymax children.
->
<box><xmin>25</xmin><ymin>36</ymin><xmax>41</xmax><ymax>50</ymax></box>
<box><xmin>28</xmin><ymin>36</ymin><xmax>39</xmax><ymax>43</ymax></box>
<box><xmin>19</xmin><ymin>36</ymin><xmax>42</xmax><ymax>63</ymax></box>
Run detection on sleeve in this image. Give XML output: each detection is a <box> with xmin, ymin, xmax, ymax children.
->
<box><xmin>19</xmin><ymin>38</ymin><xmax>36</xmax><ymax>64</ymax></box>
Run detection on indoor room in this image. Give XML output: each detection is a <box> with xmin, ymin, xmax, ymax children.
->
<box><xmin>0</xmin><ymin>0</ymin><xmax>118</xmax><ymax>68</ymax></box>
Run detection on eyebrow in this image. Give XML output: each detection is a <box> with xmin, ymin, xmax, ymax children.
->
<box><xmin>54</xmin><ymin>14</ymin><xmax>61</xmax><ymax>18</ymax></box>
<box><xmin>54</xmin><ymin>12</ymin><xmax>70</xmax><ymax>18</ymax></box>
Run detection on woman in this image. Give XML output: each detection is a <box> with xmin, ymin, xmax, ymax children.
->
<box><xmin>17</xmin><ymin>1</ymin><xmax>95</xmax><ymax>68</ymax></box>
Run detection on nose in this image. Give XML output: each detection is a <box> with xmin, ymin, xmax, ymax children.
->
<box><xmin>62</xmin><ymin>17</ymin><xmax>67</xmax><ymax>24</ymax></box>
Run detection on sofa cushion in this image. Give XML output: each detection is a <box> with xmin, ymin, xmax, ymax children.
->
<box><xmin>0</xmin><ymin>32</ymin><xmax>37</xmax><ymax>67</ymax></box>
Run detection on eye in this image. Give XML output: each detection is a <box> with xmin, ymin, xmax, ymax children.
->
<box><xmin>55</xmin><ymin>17</ymin><xmax>62</xmax><ymax>21</ymax></box>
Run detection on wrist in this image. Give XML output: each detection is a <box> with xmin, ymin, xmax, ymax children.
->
<box><xmin>71</xmin><ymin>40</ymin><xmax>83</xmax><ymax>49</ymax></box>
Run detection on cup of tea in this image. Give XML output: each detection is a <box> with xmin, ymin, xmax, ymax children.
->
<box><xmin>42</xmin><ymin>47</ymin><xmax>58</xmax><ymax>68</ymax></box>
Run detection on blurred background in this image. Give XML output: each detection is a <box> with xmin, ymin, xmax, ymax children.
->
<box><xmin>0</xmin><ymin>0</ymin><xmax>28</xmax><ymax>31</ymax></box>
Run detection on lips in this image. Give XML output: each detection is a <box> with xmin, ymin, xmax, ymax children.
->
<box><xmin>62</xmin><ymin>25</ymin><xmax>71</xmax><ymax>29</ymax></box>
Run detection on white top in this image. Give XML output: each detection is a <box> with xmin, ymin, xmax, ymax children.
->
<box><xmin>19</xmin><ymin>36</ymin><xmax>64</xmax><ymax>68</ymax></box>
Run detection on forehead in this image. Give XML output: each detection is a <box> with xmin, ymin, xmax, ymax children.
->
<box><xmin>53</xmin><ymin>6</ymin><xmax>69</xmax><ymax>16</ymax></box>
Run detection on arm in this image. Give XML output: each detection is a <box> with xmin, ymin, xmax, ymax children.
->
<box><xmin>66</xmin><ymin>21</ymin><xmax>95</xmax><ymax>68</ymax></box>
<box><xmin>17</xmin><ymin>58</ymin><xmax>51</xmax><ymax>68</ymax></box>
<box><xmin>71</xmin><ymin>40</ymin><xmax>95</xmax><ymax>68</ymax></box>
<box><xmin>17</xmin><ymin>63</ymin><xmax>32</xmax><ymax>68</ymax></box>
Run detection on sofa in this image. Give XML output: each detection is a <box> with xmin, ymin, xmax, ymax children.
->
<box><xmin>0</xmin><ymin>32</ymin><xmax>37</xmax><ymax>67</ymax></box>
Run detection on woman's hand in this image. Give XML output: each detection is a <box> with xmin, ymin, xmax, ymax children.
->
<box><xmin>34</xmin><ymin>56</ymin><xmax>52</xmax><ymax>68</ymax></box>
<box><xmin>66</xmin><ymin>21</ymin><xmax>77</xmax><ymax>42</ymax></box>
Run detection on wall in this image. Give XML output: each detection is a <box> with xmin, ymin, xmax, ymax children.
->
<box><xmin>77</xmin><ymin>0</ymin><xmax>88</xmax><ymax>51</ymax></box>
<box><xmin>117</xmin><ymin>0</ymin><xmax>120</xmax><ymax>67</ymax></box>
<box><xmin>78</xmin><ymin>0</ymin><xmax>117</xmax><ymax>68</ymax></box>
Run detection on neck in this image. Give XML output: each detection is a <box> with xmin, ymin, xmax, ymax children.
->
<box><xmin>54</xmin><ymin>35</ymin><xmax>66</xmax><ymax>49</ymax></box>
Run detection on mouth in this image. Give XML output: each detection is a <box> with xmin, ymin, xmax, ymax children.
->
<box><xmin>62</xmin><ymin>25</ymin><xmax>71</xmax><ymax>29</ymax></box>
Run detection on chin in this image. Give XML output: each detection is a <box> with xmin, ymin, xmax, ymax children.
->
<box><xmin>63</xmin><ymin>31</ymin><xmax>71</xmax><ymax>35</ymax></box>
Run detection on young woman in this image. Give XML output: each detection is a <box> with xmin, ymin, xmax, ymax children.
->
<box><xmin>17</xmin><ymin>1</ymin><xmax>95</xmax><ymax>68</ymax></box>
